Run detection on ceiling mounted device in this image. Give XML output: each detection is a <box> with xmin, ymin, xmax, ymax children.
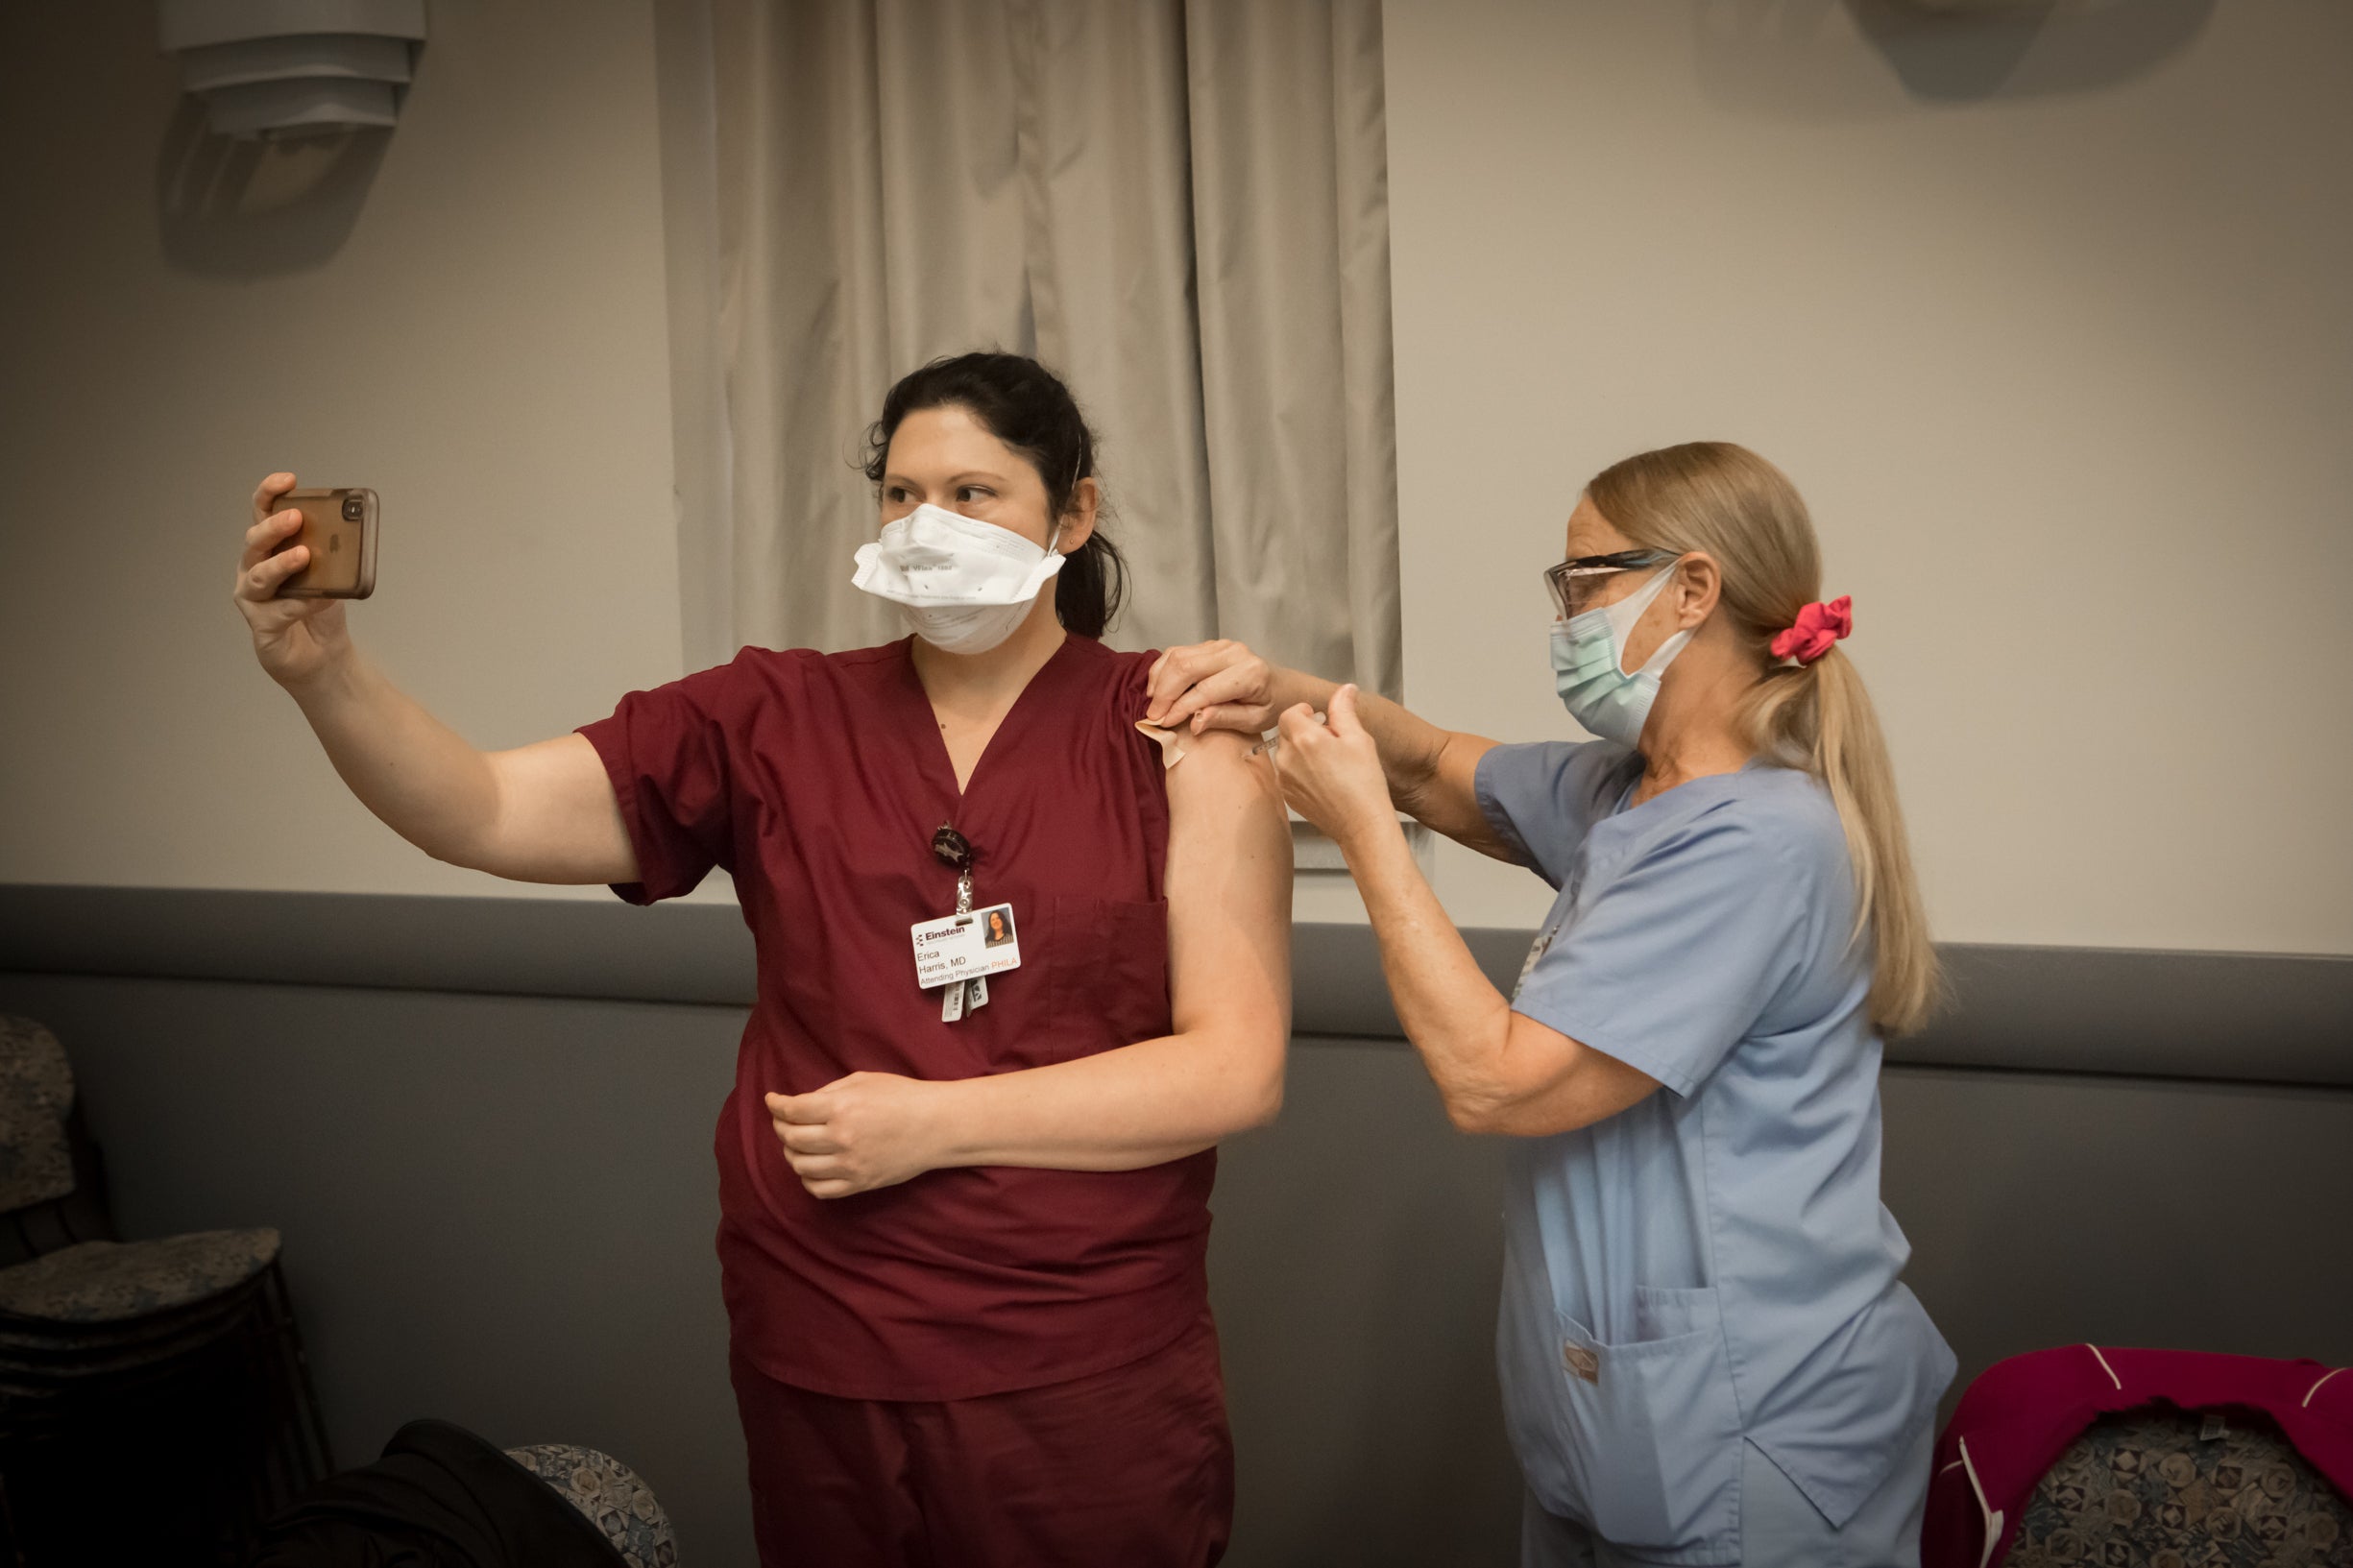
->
<box><xmin>158</xmin><ymin>0</ymin><xmax>427</xmax><ymax>140</ymax></box>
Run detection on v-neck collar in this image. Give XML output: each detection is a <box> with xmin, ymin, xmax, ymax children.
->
<box><xmin>893</xmin><ymin>634</ymin><xmax>1083</xmax><ymax>815</ymax></box>
<box><xmin>1613</xmin><ymin>751</ymin><xmax>1765</xmax><ymax>819</ymax></box>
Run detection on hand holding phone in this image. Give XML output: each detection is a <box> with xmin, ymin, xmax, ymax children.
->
<box><xmin>233</xmin><ymin>473</ymin><xmax>376</xmax><ymax>688</ymax></box>
<box><xmin>271</xmin><ymin>487</ymin><xmax>377</xmax><ymax>599</ymax></box>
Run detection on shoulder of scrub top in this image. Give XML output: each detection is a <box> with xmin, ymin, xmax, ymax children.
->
<box><xmin>1100</xmin><ymin>640</ymin><xmax>1183</xmax><ymax>756</ymax></box>
<box><xmin>1509</xmin><ymin>771</ymin><xmax>1860</xmax><ymax>1094</ymax></box>
<box><xmin>646</xmin><ymin>641</ymin><xmax>846</xmax><ymax>696</ymax></box>
<box><xmin>1736</xmin><ymin>765</ymin><xmax>1860</xmax><ymax>944</ymax></box>
<box><xmin>1471</xmin><ymin>738</ymin><xmax>1640</xmax><ymax>889</ymax></box>
<box><xmin>1603</xmin><ymin>764</ymin><xmax>1860</xmax><ymax>960</ymax></box>
<box><xmin>584</xmin><ymin>644</ymin><xmax>913</xmax><ymax>772</ymax></box>
<box><xmin>1611</xmin><ymin>765</ymin><xmax>1854</xmax><ymax>899</ymax></box>
<box><xmin>1696</xmin><ymin>763</ymin><xmax>1851</xmax><ymax>889</ymax></box>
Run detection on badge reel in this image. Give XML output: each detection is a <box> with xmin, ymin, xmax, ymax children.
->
<box><xmin>911</xmin><ymin>825</ymin><xmax>1022</xmax><ymax>1023</ymax></box>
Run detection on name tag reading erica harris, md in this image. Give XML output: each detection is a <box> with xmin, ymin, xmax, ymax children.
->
<box><xmin>910</xmin><ymin>904</ymin><xmax>1023</xmax><ymax>991</ymax></box>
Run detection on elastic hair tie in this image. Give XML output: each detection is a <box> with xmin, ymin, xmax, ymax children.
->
<box><xmin>1771</xmin><ymin>595</ymin><xmax>1853</xmax><ymax>667</ymax></box>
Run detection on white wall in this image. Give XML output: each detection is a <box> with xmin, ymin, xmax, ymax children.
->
<box><xmin>0</xmin><ymin>1</ymin><xmax>700</xmax><ymax>902</ymax></box>
<box><xmin>7</xmin><ymin>3</ymin><xmax>2349</xmax><ymax>954</ymax></box>
<box><xmin>1384</xmin><ymin>0</ymin><xmax>2353</xmax><ymax>953</ymax></box>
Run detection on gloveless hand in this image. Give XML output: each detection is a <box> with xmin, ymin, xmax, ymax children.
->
<box><xmin>1143</xmin><ymin>639</ymin><xmax>1289</xmax><ymax>736</ymax></box>
<box><xmin>765</xmin><ymin>1073</ymin><xmax>950</xmax><ymax>1199</ymax></box>
<box><xmin>1270</xmin><ymin>684</ymin><xmax>1394</xmax><ymax>853</ymax></box>
<box><xmin>232</xmin><ymin>470</ymin><xmax>351</xmax><ymax>688</ymax></box>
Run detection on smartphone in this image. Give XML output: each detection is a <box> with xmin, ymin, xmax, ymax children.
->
<box><xmin>274</xmin><ymin>488</ymin><xmax>377</xmax><ymax>599</ymax></box>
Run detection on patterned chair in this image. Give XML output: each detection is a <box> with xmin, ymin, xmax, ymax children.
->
<box><xmin>506</xmin><ymin>1443</ymin><xmax>680</xmax><ymax>1567</ymax></box>
<box><xmin>2002</xmin><ymin>1404</ymin><xmax>2352</xmax><ymax>1567</ymax></box>
<box><xmin>0</xmin><ymin>1014</ymin><xmax>332</xmax><ymax>1564</ymax></box>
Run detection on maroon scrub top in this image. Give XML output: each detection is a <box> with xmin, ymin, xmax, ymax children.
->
<box><xmin>577</xmin><ymin>634</ymin><xmax>1210</xmax><ymax>1401</ymax></box>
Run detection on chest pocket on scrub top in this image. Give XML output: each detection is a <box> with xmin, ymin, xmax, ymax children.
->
<box><xmin>1030</xmin><ymin>896</ymin><xmax>1172</xmax><ymax>1068</ymax></box>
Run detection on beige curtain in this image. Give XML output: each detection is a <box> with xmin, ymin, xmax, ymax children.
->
<box><xmin>655</xmin><ymin>0</ymin><xmax>1400</xmax><ymax>692</ymax></box>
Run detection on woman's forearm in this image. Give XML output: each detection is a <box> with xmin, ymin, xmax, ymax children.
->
<box><xmin>1272</xmin><ymin>670</ymin><xmax>1446</xmax><ymax>806</ymax></box>
<box><xmin>280</xmin><ymin>645</ymin><xmax>504</xmax><ymax>869</ymax></box>
<box><xmin>1271</xmin><ymin>670</ymin><xmax>1499</xmax><ymax>849</ymax></box>
<box><xmin>907</xmin><ymin>727</ymin><xmax>1291</xmax><ymax>1176</ymax></box>
<box><xmin>1340</xmin><ymin>818</ymin><xmax>1650</xmax><ymax>1135</ymax></box>
<box><xmin>1339</xmin><ymin>816</ymin><xmax>1528</xmax><ymax>1127</ymax></box>
<box><xmin>926</xmin><ymin>1025</ymin><xmax>1284</xmax><ymax>1172</ymax></box>
<box><xmin>771</xmin><ymin>730</ymin><xmax>1292</xmax><ymax>1196</ymax></box>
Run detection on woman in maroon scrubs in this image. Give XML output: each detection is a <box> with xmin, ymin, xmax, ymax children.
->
<box><xmin>231</xmin><ymin>351</ymin><xmax>1294</xmax><ymax>1566</ymax></box>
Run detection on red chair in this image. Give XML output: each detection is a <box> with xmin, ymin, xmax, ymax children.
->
<box><xmin>1925</xmin><ymin>1344</ymin><xmax>2352</xmax><ymax>1568</ymax></box>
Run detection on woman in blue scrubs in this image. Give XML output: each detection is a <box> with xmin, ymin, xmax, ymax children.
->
<box><xmin>1146</xmin><ymin>442</ymin><xmax>1954</xmax><ymax>1566</ymax></box>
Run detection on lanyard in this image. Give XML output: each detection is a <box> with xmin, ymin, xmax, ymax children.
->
<box><xmin>931</xmin><ymin>824</ymin><xmax>988</xmax><ymax>1020</ymax></box>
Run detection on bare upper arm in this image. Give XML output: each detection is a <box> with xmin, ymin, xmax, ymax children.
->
<box><xmin>473</xmin><ymin>733</ymin><xmax>642</xmax><ymax>885</ymax></box>
<box><xmin>1161</xmin><ymin>730</ymin><xmax>1293</xmax><ymax>1049</ymax></box>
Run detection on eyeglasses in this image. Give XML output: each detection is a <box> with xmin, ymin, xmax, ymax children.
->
<box><xmin>1542</xmin><ymin>549</ymin><xmax>1681</xmax><ymax>619</ymax></box>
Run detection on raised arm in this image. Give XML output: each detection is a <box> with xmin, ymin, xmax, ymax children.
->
<box><xmin>767</xmin><ymin>728</ymin><xmax>1294</xmax><ymax>1195</ymax></box>
<box><xmin>1272</xmin><ymin>688</ymin><xmax>1661</xmax><ymax>1139</ymax></box>
<box><xmin>1142</xmin><ymin>641</ymin><xmax>1516</xmax><ymax>860</ymax></box>
<box><xmin>234</xmin><ymin>471</ymin><xmax>638</xmax><ymax>885</ymax></box>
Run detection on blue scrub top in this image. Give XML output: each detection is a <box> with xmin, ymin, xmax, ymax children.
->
<box><xmin>1476</xmin><ymin>739</ymin><xmax>1954</xmax><ymax>1562</ymax></box>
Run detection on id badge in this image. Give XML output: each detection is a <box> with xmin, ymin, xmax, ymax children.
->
<box><xmin>910</xmin><ymin>903</ymin><xmax>1023</xmax><ymax>991</ymax></box>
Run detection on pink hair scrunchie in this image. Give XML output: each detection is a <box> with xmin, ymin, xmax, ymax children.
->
<box><xmin>1771</xmin><ymin>595</ymin><xmax>1853</xmax><ymax>666</ymax></box>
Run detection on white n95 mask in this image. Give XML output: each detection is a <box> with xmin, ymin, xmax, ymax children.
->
<box><xmin>1549</xmin><ymin>562</ymin><xmax>1692</xmax><ymax>749</ymax></box>
<box><xmin>851</xmin><ymin>503</ymin><xmax>1065</xmax><ymax>656</ymax></box>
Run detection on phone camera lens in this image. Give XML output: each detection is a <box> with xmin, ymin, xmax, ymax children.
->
<box><xmin>340</xmin><ymin>495</ymin><xmax>364</xmax><ymax>521</ymax></box>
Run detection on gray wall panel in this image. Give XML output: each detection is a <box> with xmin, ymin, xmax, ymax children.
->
<box><xmin>5</xmin><ymin>901</ymin><xmax>2351</xmax><ymax>1565</ymax></box>
<box><xmin>0</xmin><ymin>975</ymin><xmax>1535</xmax><ymax>1568</ymax></box>
<box><xmin>1906</xmin><ymin>946</ymin><xmax>2353</xmax><ymax>1088</ymax></box>
<box><xmin>1880</xmin><ymin>1065</ymin><xmax>2353</xmax><ymax>1423</ymax></box>
<box><xmin>0</xmin><ymin>973</ymin><xmax>758</xmax><ymax>1567</ymax></box>
<box><xmin>1210</xmin><ymin>1038</ymin><xmax>1520</xmax><ymax>1568</ymax></box>
<box><xmin>0</xmin><ymin>885</ymin><xmax>760</xmax><ymax>1008</ymax></box>
<box><xmin>6</xmin><ymin>886</ymin><xmax>2347</xmax><ymax>1086</ymax></box>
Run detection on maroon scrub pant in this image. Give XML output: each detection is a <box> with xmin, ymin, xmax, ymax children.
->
<box><xmin>730</xmin><ymin>1312</ymin><xmax>1233</xmax><ymax>1568</ymax></box>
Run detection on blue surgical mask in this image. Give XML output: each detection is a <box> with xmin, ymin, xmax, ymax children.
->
<box><xmin>1548</xmin><ymin>563</ymin><xmax>1692</xmax><ymax>748</ymax></box>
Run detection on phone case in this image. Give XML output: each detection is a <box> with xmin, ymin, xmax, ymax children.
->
<box><xmin>275</xmin><ymin>488</ymin><xmax>377</xmax><ymax>599</ymax></box>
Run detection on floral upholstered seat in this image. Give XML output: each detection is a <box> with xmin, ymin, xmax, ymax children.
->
<box><xmin>505</xmin><ymin>1442</ymin><xmax>678</xmax><ymax>1566</ymax></box>
<box><xmin>2004</xmin><ymin>1404</ymin><xmax>2351</xmax><ymax>1567</ymax></box>
<box><xmin>0</xmin><ymin>1228</ymin><xmax>281</xmax><ymax>1324</ymax></box>
<box><xmin>0</xmin><ymin>1015</ymin><xmax>76</xmax><ymax>1215</ymax></box>
<box><xmin>0</xmin><ymin>1015</ymin><xmax>334</xmax><ymax>1551</ymax></box>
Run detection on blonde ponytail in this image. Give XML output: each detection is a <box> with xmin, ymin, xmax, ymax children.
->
<box><xmin>1748</xmin><ymin>646</ymin><xmax>1941</xmax><ymax>1034</ymax></box>
<box><xmin>1588</xmin><ymin>444</ymin><xmax>1943</xmax><ymax>1035</ymax></box>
